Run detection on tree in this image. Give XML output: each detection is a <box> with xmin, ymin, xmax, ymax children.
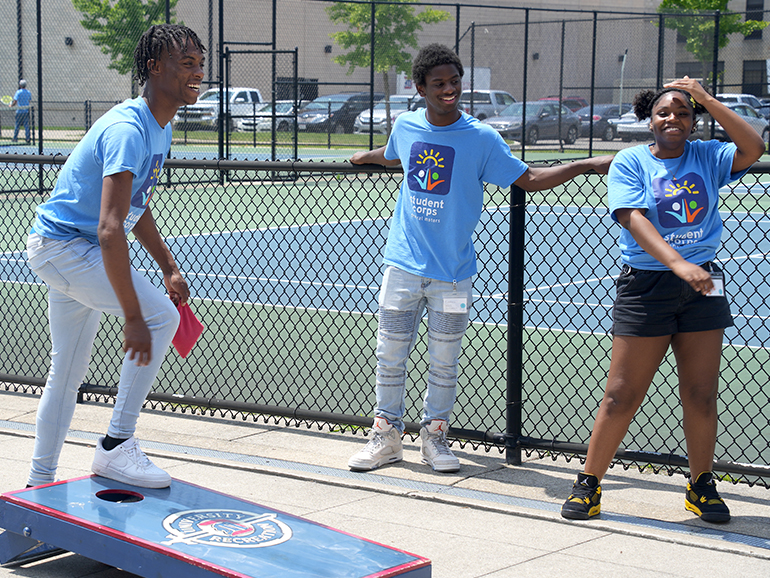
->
<box><xmin>72</xmin><ymin>0</ymin><xmax>178</xmax><ymax>95</ymax></box>
<box><xmin>326</xmin><ymin>0</ymin><xmax>452</xmax><ymax>135</ymax></box>
<box><xmin>658</xmin><ymin>0</ymin><xmax>768</xmax><ymax>92</ymax></box>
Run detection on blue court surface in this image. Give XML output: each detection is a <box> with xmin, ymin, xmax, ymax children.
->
<box><xmin>4</xmin><ymin>184</ymin><xmax>770</xmax><ymax>349</ymax></box>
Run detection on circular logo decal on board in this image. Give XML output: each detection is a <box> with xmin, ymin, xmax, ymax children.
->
<box><xmin>161</xmin><ymin>509</ymin><xmax>293</xmax><ymax>548</ymax></box>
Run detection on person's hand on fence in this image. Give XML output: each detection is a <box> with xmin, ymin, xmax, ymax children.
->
<box><xmin>350</xmin><ymin>147</ymin><xmax>401</xmax><ymax>167</ymax></box>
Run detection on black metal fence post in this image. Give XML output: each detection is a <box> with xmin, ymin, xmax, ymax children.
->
<box><xmin>369</xmin><ymin>0</ymin><xmax>375</xmax><ymax>151</ymax></box>
<box><xmin>588</xmin><ymin>11</ymin><xmax>597</xmax><ymax>156</ymax></box>
<box><xmin>521</xmin><ymin>10</ymin><xmax>528</xmax><ymax>161</ymax></box>
<box><xmin>710</xmin><ymin>10</ymin><xmax>721</xmax><ymax>138</ymax></box>
<box><xmin>657</xmin><ymin>14</ymin><xmax>664</xmax><ymax>89</ymax></box>
<box><xmin>506</xmin><ymin>184</ymin><xmax>526</xmax><ymax>466</ymax></box>
<box><xmin>712</xmin><ymin>9</ymin><xmax>721</xmax><ymax>94</ymax></box>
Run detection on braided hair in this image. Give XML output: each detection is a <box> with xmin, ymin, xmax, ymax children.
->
<box><xmin>632</xmin><ymin>86</ymin><xmax>708</xmax><ymax>121</ymax></box>
<box><xmin>133</xmin><ymin>24</ymin><xmax>206</xmax><ymax>87</ymax></box>
<box><xmin>412</xmin><ymin>44</ymin><xmax>464</xmax><ymax>87</ymax></box>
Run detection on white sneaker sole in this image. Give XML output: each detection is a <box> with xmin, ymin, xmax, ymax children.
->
<box><xmin>91</xmin><ymin>464</ymin><xmax>171</xmax><ymax>489</ymax></box>
<box><xmin>420</xmin><ymin>454</ymin><xmax>460</xmax><ymax>473</ymax></box>
<box><xmin>348</xmin><ymin>450</ymin><xmax>403</xmax><ymax>471</ymax></box>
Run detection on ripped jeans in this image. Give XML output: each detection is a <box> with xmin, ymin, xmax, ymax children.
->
<box><xmin>374</xmin><ymin>266</ymin><xmax>473</xmax><ymax>433</ymax></box>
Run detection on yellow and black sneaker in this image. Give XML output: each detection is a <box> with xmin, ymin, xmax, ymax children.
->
<box><xmin>685</xmin><ymin>471</ymin><xmax>730</xmax><ymax>523</ymax></box>
<box><xmin>561</xmin><ymin>472</ymin><xmax>601</xmax><ymax>520</ymax></box>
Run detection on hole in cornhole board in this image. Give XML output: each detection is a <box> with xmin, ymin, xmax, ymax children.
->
<box><xmin>95</xmin><ymin>490</ymin><xmax>144</xmax><ymax>504</ymax></box>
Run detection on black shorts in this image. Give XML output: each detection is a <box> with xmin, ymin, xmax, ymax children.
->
<box><xmin>611</xmin><ymin>262</ymin><xmax>734</xmax><ymax>337</ymax></box>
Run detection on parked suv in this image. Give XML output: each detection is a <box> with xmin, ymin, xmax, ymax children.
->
<box><xmin>297</xmin><ymin>92</ymin><xmax>384</xmax><ymax>133</ymax></box>
<box><xmin>538</xmin><ymin>95</ymin><xmax>588</xmax><ymax>113</ymax></box>
<box><xmin>354</xmin><ymin>95</ymin><xmax>425</xmax><ymax>134</ymax></box>
<box><xmin>460</xmin><ymin>90</ymin><xmax>516</xmax><ymax>120</ymax></box>
<box><xmin>716</xmin><ymin>93</ymin><xmax>770</xmax><ymax>119</ymax></box>
<box><xmin>173</xmin><ymin>87</ymin><xmax>263</xmax><ymax>131</ymax></box>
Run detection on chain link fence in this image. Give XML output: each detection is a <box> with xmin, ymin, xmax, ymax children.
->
<box><xmin>1</xmin><ymin>154</ymin><xmax>769</xmax><ymax>487</ymax></box>
<box><xmin>2</xmin><ymin>1</ymin><xmax>769</xmax><ymax>158</ymax></box>
<box><xmin>2</xmin><ymin>0</ymin><xmax>770</xmax><ymax>486</ymax></box>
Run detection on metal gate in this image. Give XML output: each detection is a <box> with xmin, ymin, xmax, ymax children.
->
<box><xmin>224</xmin><ymin>47</ymin><xmax>300</xmax><ymax>162</ymax></box>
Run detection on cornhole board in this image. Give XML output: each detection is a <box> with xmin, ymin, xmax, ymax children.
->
<box><xmin>0</xmin><ymin>475</ymin><xmax>431</xmax><ymax>577</ymax></box>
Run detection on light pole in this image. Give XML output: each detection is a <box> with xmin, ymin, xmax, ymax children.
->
<box><xmin>619</xmin><ymin>49</ymin><xmax>628</xmax><ymax>116</ymax></box>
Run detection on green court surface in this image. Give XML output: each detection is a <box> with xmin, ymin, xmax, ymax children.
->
<box><xmin>2</xmin><ymin>152</ymin><xmax>769</xmax><ymax>469</ymax></box>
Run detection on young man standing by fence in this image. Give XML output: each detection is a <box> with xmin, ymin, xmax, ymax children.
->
<box><xmin>25</xmin><ymin>24</ymin><xmax>205</xmax><ymax>489</ymax></box>
<box><xmin>348</xmin><ymin>43</ymin><xmax>612</xmax><ymax>473</ymax></box>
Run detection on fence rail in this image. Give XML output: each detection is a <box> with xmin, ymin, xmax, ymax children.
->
<box><xmin>2</xmin><ymin>154</ymin><xmax>769</xmax><ymax>487</ymax></box>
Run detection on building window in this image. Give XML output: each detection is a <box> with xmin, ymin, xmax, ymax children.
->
<box><xmin>746</xmin><ymin>0</ymin><xmax>764</xmax><ymax>40</ymax></box>
<box><xmin>676</xmin><ymin>61</ymin><xmax>725</xmax><ymax>92</ymax></box>
<box><xmin>743</xmin><ymin>60</ymin><xmax>768</xmax><ymax>97</ymax></box>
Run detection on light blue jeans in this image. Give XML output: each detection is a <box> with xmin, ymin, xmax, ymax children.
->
<box><xmin>26</xmin><ymin>234</ymin><xmax>179</xmax><ymax>486</ymax></box>
<box><xmin>375</xmin><ymin>266</ymin><xmax>472</xmax><ymax>433</ymax></box>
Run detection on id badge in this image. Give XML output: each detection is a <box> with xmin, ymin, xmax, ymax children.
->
<box><xmin>706</xmin><ymin>270</ymin><xmax>725</xmax><ymax>297</ymax></box>
<box><xmin>443</xmin><ymin>292</ymin><xmax>468</xmax><ymax>313</ymax></box>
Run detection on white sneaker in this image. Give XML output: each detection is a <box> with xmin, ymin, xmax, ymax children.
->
<box><xmin>420</xmin><ymin>420</ymin><xmax>460</xmax><ymax>473</ymax></box>
<box><xmin>348</xmin><ymin>417</ymin><xmax>403</xmax><ymax>471</ymax></box>
<box><xmin>91</xmin><ymin>436</ymin><xmax>171</xmax><ymax>488</ymax></box>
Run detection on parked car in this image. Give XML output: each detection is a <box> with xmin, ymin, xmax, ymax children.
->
<box><xmin>297</xmin><ymin>92</ymin><xmax>384</xmax><ymax>133</ymax></box>
<box><xmin>576</xmin><ymin>103</ymin><xmax>632</xmax><ymax>140</ymax></box>
<box><xmin>610</xmin><ymin>111</ymin><xmax>649</xmax><ymax>142</ymax></box>
<box><xmin>538</xmin><ymin>95</ymin><xmax>588</xmax><ymax>112</ymax></box>
<box><xmin>353</xmin><ymin>95</ymin><xmax>424</xmax><ymax>134</ymax></box>
<box><xmin>711</xmin><ymin>102</ymin><xmax>769</xmax><ymax>144</ymax></box>
<box><xmin>482</xmin><ymin>101</ymin><xmax>581</xmax><ymax>145</ymax></box>
<box><xmin>612</xmin><ymin>103</ymin><xmax>769</xmax><ymax>144</ymax></box>
<box><xmin>717</xmin><ymin>93</ymin><xmax>770</xmax><ymax>119</ymax></box>
<box><xmin>460</xmin><ymin>90</ymin><xmax>516</xmax><ymax>120</ymax></box>
<box><xmin>236</xmin><ymin>100</ymin><xmax>301</xmax><ymax>132</ymax></box>
<box><xmin>173</xmin><ymin>87</ymin><xmax>263</xmax><ymax>131</ymax></box>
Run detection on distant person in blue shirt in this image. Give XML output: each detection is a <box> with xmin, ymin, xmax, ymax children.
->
<box><xmin>560</xmin><ymin>78</ymin><xmax>765</xmax><ymax>524</ymax></box>
<box><xmin>347</xmin><ymin>43</ymin><xmax>612</xmax><ymax>474</ymax></box>
<box><xmin>10</xmin><ymin>79</ymin><xmax>31</xmax><ymax>143</ymax></box>
<box><xmin>25</xmin><ymin>24</ymin><xmax>205</xmax><ymax>489</ymax></box>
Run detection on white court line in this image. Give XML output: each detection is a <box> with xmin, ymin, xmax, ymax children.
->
<box><xmin>161</xmin><ymin>214</ymin><xmax>390</xmax><ymax>240</ymax></box>
<box><xmin>134</xmin><ymin>267</ymin><xmax>382</xmax><ymax>292</ymax></box>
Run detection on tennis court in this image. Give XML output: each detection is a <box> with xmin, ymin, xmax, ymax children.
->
<box><xmin>1</xmin><ymin>162</ymin><xmax>770</xmax><ymax>471</ymax></box>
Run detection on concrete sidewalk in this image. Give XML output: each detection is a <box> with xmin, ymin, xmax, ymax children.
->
<box><xmin>1</xmin><ymin>388</ymin><xmax>769</xmax><ymax>578</ymax></box>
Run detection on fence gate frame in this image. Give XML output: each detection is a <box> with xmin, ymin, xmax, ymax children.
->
<box><xmin>222</xmin><ymin>46</ymin><xmax>300</xmax><ymax>162</ymax></box>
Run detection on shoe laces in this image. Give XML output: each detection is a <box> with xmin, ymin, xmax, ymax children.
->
<box><xmin>692</xmin><ymin>475</ymin><xmax>723</xmax><ymax>502</ymax></box>
<box><xmin>426</xmin><ymin>432</ymin><xmax>452</xmax><ymax>456</ymax></box>
<box><xmin>570</xmin><ymin>477</ymin><xmax>598</xmax><ymax>499</ymax></box>
<box><xmin>363</xmin><ymin>432</ymin><xmax>387</xmax><ymax>455</ymax></box>
<box><xmin>122</xmin><ymin>440</ymin><xmax>152</xmax><ymax>469</ymax></box>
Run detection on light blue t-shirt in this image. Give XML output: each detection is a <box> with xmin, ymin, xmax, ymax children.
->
<box><xmin>383</xmin><ymin>109</ymin><xmax>527</xmax><ymax>282</ymax></box>
<box><xmin>608</xmin><ymin>139</ymin><xmax>746</xmax><ymax>270</ymax></box>
<box><xmin>32</xmin><ymin>97</ymin><xmax>171</xmax><ymax>245</ymax></box>
<box><xmin>13</xmin><ymin>88</ymin><xmax>31</xmax><ymax>109</ymax></box>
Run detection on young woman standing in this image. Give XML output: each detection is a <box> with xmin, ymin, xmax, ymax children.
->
<box><xmin>561</xmin><ymin>77</ymin><xmax>765</xmax><ymax>523</ymax></box>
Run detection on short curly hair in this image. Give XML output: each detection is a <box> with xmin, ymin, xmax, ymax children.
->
<box><xmin>632</xmin><ymin>87</ymin><xmax>708</xmax><ymax>121</ymax></box>
<box><xmin>412</xmin><ymin>44</ymin><xmax>464</xmax><ymax>87</ymax></box>
<box><xmin>134</xmin><ymin>24</ymin><xmax>206</xmax><ymax>87</ymax></box>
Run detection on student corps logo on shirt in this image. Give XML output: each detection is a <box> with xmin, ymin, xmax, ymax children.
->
<box><xmin>408</xmin><ymin>141</ymin><xmax>454</xmax><ymax>196</ymax></box>
<box><xmin>161</xmin><ymin>509</ymin><xmax>293</xmax><ymax>548</ymax></box>
<box><xmin>131</xmin><ymin>153</ymin><xmax>165</xmax><ymax>208</ymax></box>
<box><xmin>653</xmin><ymin>171</ymin><xmax>709</xmax><ymax>229</ymax></box>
